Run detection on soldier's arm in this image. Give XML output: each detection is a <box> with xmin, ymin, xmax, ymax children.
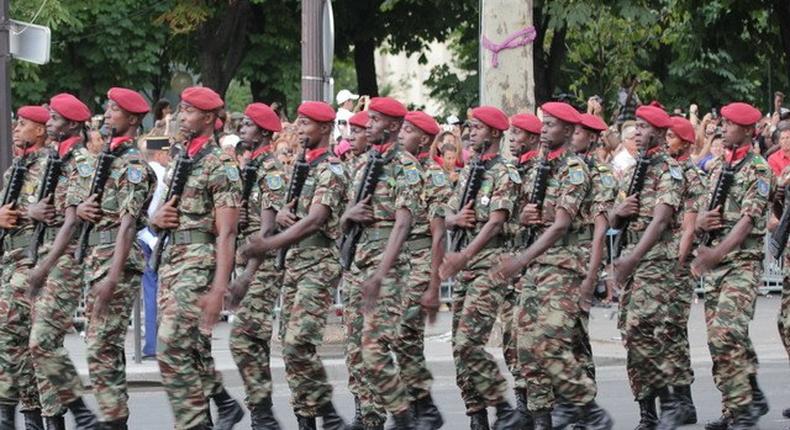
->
<box><xmin>678</xmin><ymin>210</ymin><xmax>698</xmax><ymax>264</ymax></box>
<box><xmin>211</xmin><ymin>206</ymin><xmax>240</xmax><ymax>292</ymax></box>
<box><xmin>238</xmin><ymin>207</ymin><xmax>277</xmax><ymax>277</ymax></box>
<box><xmin>428</xmin><ymin>217</ymin><xmax>446</xmax><ymax>296</ymax></box>
<box><xmin>255</xmin><ymin>203</ymin><xmax>331</xmax><ymax>252</ymax></box>
<box><xmin>371</xmin><ymin>208</ymin><xmax>412</xmax><ymax>280</ymax></box>
<box><xmin>706</xmin><ymin>216</ymin><xmax>753</xmax><ymax>259</ymax></box>
<box><xmin>104</xmin><ymin>214</ymin><xmax>137</xmax><ymax>284</ymax></box>
<box><xmin>458</xmin><ymin>209</ymin><xmax>508</xmax><ymax>260</ymax></box>
<box><xmin>33</xmin><ymin>207</ymin><xmax>79</xmax><ymax>273</ymax></box>
<box><xmin>513</xmin><ymin>208</ymin><xmax>572</xmax><ymax>268</ymax></box>
<box><xmin>622</xmin><ymin>203</ymin><xmax>673</xmax><ymax>262</ymax></box>
<box><xmin>581</xmin><ymin>213</ymin><xmax>609</xmax><ymax>302</ymax></box>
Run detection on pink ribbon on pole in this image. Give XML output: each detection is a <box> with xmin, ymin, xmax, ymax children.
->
<box><xmin>481</xmin><ymin>26</ymin><xmax>537</xmax><ymax>68</ymax></box>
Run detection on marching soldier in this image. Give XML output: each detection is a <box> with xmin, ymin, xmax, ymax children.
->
<box><xmin>150</xmin><ymin>86</ymin><xmax>244</xmax><ymax>430</ymax></box>
<box><xmin>0</xmin><ymin>105</ymin><xmax>50</xmax><ymax>430</ymax></box>
<box><xmin>392</xmin><ymin>110</ymin><xmax>451</xmax><ymax>429</ymax></box>
<box><xmin>691</xmin><ymin>102</ymin><xmax>772</xmax><ymax>430</ymax></box>
<box><xmin>348</xmin><ymin>111</ymin><xmax>370</xmax><ymax>160</ymax></box>
<box><xmin>438</xmin><ymin>105</ymin><xmax>521</xmax><ymax>429</ymax></box>
<box><xmin>240</xmin><ymin>100</ymin><xmax>350</xmax><ymax>429</ymax></box>
<box><xmin>493</xmin><ymin>102</ymin><xmax>613</xmax><ymax>430</ymax></box>
<box><xmin>772</xmin><ymin>165</ymin><xmax>790</xmax><ymax>426</ymax></box>
<box><xmin>26</xmin><ymin>93</ymin><xmax>99</xmax><ymax>430</ymax></box>
<box><xmin>228</xmin><ymin>102</ymin><xmax>285</xmax><ymax>429</ymax></box>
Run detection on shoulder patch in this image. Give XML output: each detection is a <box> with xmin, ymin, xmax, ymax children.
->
<box><xmin>126</xmin><ymin>165</ymin><xmax>144</xmax><ymax>184</ymax></box>
<box><xmin>600</xmin><ymin>172</ymin><xmax>616</xmax><ymax>188</ymax></box>
<box><xmin>329</xmin><ymin>163</ymin><xmax>344</xmax><ymax>176</ymax></box>
<box><xmin>507</xmin><ymin>165</ymin><xmax>522</xmax><ymax>184</ymax></box>
<box><xmin>77</xmin><ymin>162</ymin><xmax>94</xmax><ymax>178</ymax></box>
<box><xmin>756</xmin><ymin>179</ymin><xmax>770</xmax><ymax>197</ymax></box>
<box><xmin>669</xmin><ymin>165</ymin><xmax>683</xmax><ymax>180</ymax></box>
<box><xmin>266</xmin><ymin>174</ymin><xmax>284</xmax><ymax>190</ymax></box>
<box><xmin>225</xmin><ymin>165</ymin><xmax>241</xmax><ymax>181</ymax></box>
<box><xmin>404</xmin><ymin>164</ymin><xmax>421</xmax><ymax>185</ymax></box>
<box><xmin>568</xmin><ymin>165</ymin><xmax>585</xmax><ymax>185</ymax></box>
<box><xmin>431</xmin><ymin>170</ymin><xmax>447</xmax><ymax>187</ymax></box>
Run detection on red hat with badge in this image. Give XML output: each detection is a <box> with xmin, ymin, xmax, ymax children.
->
<box><xmin>348</xmin><ymin>111</ymin><xmax>369</xmax><ymax>128</ymax></box>
<box><xmin>541</xmin><ymin>102</ymin><xmax>581</xmax><ymax>124</ymax></box>
<box><xmin>510</xmin><ymin>113</ymin><xmax>542</xmax><ymax>134</ymax></box>
<box><xmin>107</xmin><ymin>87</ymin><xmax>150</xmax><ymax>114</ymax></box>
<box><xmin>17</xmin><ymin>106</ymin><xmax>50</xmax><ymax>124</ymax></box>
<box><xmin>670</xmin><ymin>116</ymin><xmax>696</xmax><ymax>144</ymax></box>
<box><xmin>298</xmin><ymin>101</ymin><xmax>336</xmax><ymax>122</ymax></box>
<box><xmin>369</xmin><ymin>97</ymin><xmax>407</xmax><ymax>118</ymax></box>
<box><xmin>180</xmin><ymin>86</ymin><xmax>224</xmax><ymax>111</ymax></box>
<box><xmin>721</xmin><ymin>102</ymin><xmax>762</xmax><ymax>126</ymax></box>
<box><xmin>49</xmin><ymin>93</ymin><xmax>91</xmax><ymax>122</ymax></box>
<box><xmin>635</xmin><ymin>104</ymin><xmax>672</xmax><ymax>129</ymax></box>
<box><xmin>405</xmin><ymin>111</ymin><xmax>440</xmax><ymax>136</ymax></box>
<box><xmin>471</xmin><ymin>106</ymin><xmax>509</xmax><ymax>131</ymax></box>
<box><xmin>579</xmin><ymin>113</ymin><xmax>607</xmax><ymax>132</ymax></box>
<box><xmin>244</xmin><ymin>103</ymin><xmax>282</xmax><ymax>132</ymax></box>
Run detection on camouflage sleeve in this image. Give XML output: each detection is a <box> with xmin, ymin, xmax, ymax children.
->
<box><xmin>259</xmin><ymin>164</ymin><xmax>287</xmax><ymax>212</ymax></box>
<box><xmin>488</xmin><ymin>165</ymin><xmax>516</xmax><ymax>215</ymax></box>
<box><xmin>740</xmin><ymin>165</ymin><xmax>773</xmax><ymax>226</ymax></box>
<box><xmin>115</xmin><ymin>160</ymin><xmax>154</xmax><ymax>218</ymax></box>
<box><xmin>555</xmin><ymin>160</ymin><xmax>590</xmax><ymax>218</ymax></box>
<box><xmin>654</xmin><ymin>163</ymin><xmax>683</xmax><ymax>210</ymax></box>
<box><xmin>445</xmin><ymin>167</ymin><xmax>465</xmax><ymax>215</ymax></box>
<box><xmin>208</xmin><ymin>154</ymin><xmax>242</xmax><ymax>209</ymax></box>
<box><xmin>312</xmin><ymin>164</ymin><xmax>347</xmax><ymax>213</ymax></box>
<box><xmin>66</xmin><ymin>155</ymin><xmax>95</xmax><ymax>207</ymax></box>
<box><xmin>394</xmin><ymin>160</ymin><xmax>422</xmax><ymax>215</ymax></box>
<box><xmin>1</xmin><ymin>165</ymin><xmax>11</xmax><ymax>196</ymax></box>
<box><xmin>683</xmin><ymin>169</ymin><xmax>706</xmax><ymax>214</ymax></box>
<box><xmin>425</xmin><ymin>167</ymin><xmax>452</xmax><ymax>218</ymax></box>
<box><xmin>591</xmin><ymin>172</ymin><xmax>616</xmax><ymax>218</ymax></box>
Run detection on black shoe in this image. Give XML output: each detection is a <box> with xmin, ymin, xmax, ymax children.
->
<box><xmin>730</xmin><ymin>407</ymin><xmax>756</xmax><ymax>430</ymax></box>
<box><xmin>391</xmin><ymin>410</ymin><xmax>415</xmax><ymax>430</ymax></box>
<box><xmin>350</xmin><ymin>397</ymin><xmax>364</xmax><ymax>430</ymax></box>
<box><xmin>656</xmin><ymin>387</ymin><xmax>681</xmax><ymax>430</ymax></box>
<box><xmin>66</xmin><ymin>398</ymin><xmax>98</xmax><ymax>430</ymax></box>
<box><xmin>634</xmin><ymin>395</ymin><xmax>658</xmax><ymax>430</ymax></box>
<box><xmin>251</xmin><ymin>397</ymin><xmax>281</xmax><ymax>430</ymax></box>
<box><xmin>297</xmin><ymin>415</ymin><xmax>318</xmax><ymax>430</ymax></box>
<box><xmin>98</xmin><ymin>418</ymin><xmax>128</xmax><ymax>430</ymax></box>
<box><xmin>551</xmin><ymin>401</ymin><xmax>580</xmax><ymax>429</ymax></box>
<box><xmin>44</xmin><ymin>415</ymin><xmax>66</xmax><ymax>430</ymax></box>
<box><xmin>0</xmin><ymin>404</ymin><xmax>15</xmax><ymax>430</ymax></box>
<box><xmin>469</xmin><ymin>410</ymin><xmax>489</xmax><ymax>430</ymax></box>
<box><xmin>581</xmin><ymin>402</ymin><xmax>613</xmax><ymax>430</ymax></box>
<box><xmin>211</xmin><ymin>389</ymin><xmax>245</xmax><ymax>430</ymax></box>
<box><xmin>318</xmin><ymin>402</ymin><xmax>348</xmax><ymax>430</ymax></box>
<box><xmin>23</xmin><ymin>409</ymin><xmax>45</xmax><ymax>430</ymax></box>
<box><xmin>748</xmin><ymin>375</ymin><xmax>769</xmax><ymax>419</ymax></box>
<box><xmin>532</xmin><ymin>411</ymin><xmax>552</xmax><ymax>430</ymax></box>
<box><xmin>783</xmin><ymin>407</ymin><xmax>790</xmax><ymax>419</ymax></box>
<box><xmin>514</xmin><ymin>389</ymin><xmax>533</xmax><ymax>430</ymax></box>
<box><xmin>414</xmin><ymin>395</ymin><xmax>443</xmax><ymax>430</ymax></box>
<box><xmin>364</xmin><ymin>423</ymin><xmax>384</xmax><ymax>430</ymax></box>
<box><xmin>186</xmin><ymin>423</ymin><xmax>212</xmax><ymax>430</ymax></box>
<box><xmin>494</xmin><ymin>402</ymin><xmax>523</xmax><ymax>430</ymax></box>
<box><xmin>704</xmin><ymin>414</ymin><xmax>732</xmax><ymax>430</ymax></box>
<box><xmin>672</xmin><ymin>385</ymin><xmax>697</xmax><ymax>425</ymax></box>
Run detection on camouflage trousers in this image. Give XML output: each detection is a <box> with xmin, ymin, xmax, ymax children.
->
<box><xmin>452</xmin><ymin>248</ymin><xmax>509</xmax><ymax>414</ymax></box>
<box><xmin>665</xmin><ymin>264</ymin><xmax>695</xmax><ymax>387</ymax></box>
<box><xmin>702</xmin><ymin>258</ymin><xmax>760</xmax><ymax>412</ymax></box>
<box><xmin>781</xmin><ymin>273</ymin><xmax>790</xmax><ymax>359</ymax></box>
<box><xmin>392</xmin><ymin>247</ymin><xmax>433</xmax><ymax>402</ymax></box>
<box><xmin>0</xmin><ymin>250</ymin><xmax>40</xmax><ymax>411</ymax></box>
<box><xmin>518</xmin><ymin>264</ymin><xmax>596</xmax><ymax>412</ymax></box>
<box><xmin>84</xmin><ymin>267</ymin><xmax>139</xmax><ymax>421</ymax></box>
<box><xmin>157</xmin><ymin>245</ymin><xmax>224</xmax><ymax>430</ymax></box>
<box><xmin>281</xmin><ymin>247</ymin><xmax>340</xmax><ymax>417</ymax></box>
<box><xmin>573</xmin><ymin>310</ymin><xmax>595</xmax><ymax>382</ymax></box>
<box><xmin>618</xmin><ymin>258</ymin><xmax>675</xmax><ymax>400</ymax></box>
<box><xmin>501</xmin><ymin>282</ymin><xmax>524</xmax><ymax>390</ymax></box>
<box><xmin>29</xmin><ymin>249</ymin><xmax>85</xmax><ymax>417</ymax></box>
<box><xmin>229</xmin><ymin>261</ymin><xmax>282</xmax><ymax>408</ymax></box>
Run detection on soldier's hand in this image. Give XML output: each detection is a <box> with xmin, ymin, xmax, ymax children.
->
<box><xmin>612</xmin><ymin>255</ymin><xmax>637</xmax><ymax>286</ymax></box>
<box><xmin>90</xmin><ymin>277</ymin><xmax>117</xmax><ymax>319</ymax></box>
<box><xmin>151</xmin><ymin>197</ymin><xmax>180</xmax><ymax>230</ymax></box>
<box><xmin>361</xmin><ymin>274</ymin><xmax>383</xmax><ymax>314</ymax></box>
<box><xmin>276</xmin><ymin>200</ymin><xmax>298</xmax><ymax>228</ymax></box>
<box><xmin>519</xmin><ymin>203</ymin><xmax>542</xmax><ymax>226</ymax></box>
<box><xmin>439</xmin><ymin>252</ymin><xmax>469</xmax><ymax>280</ymax></box>
<box><xmin>76</xmin><ymin>194</ymin><xmax>102</xmax><ymax>224</ymax></box>
<box><xmin>198</xmin><ymin>289</ymin><xmax>225</xmax><ymax>329</ymax></box>
<box><xmin>27</xmin><ymin>194</ymin><xmax>55</xmax><ymax>225</ymax></box>
<box><xmin>613</xmin><ymin>194</ymin><xmax>639</xmax><ymax>219</ymax></box>
<box><xmin>446</xmin><ymin>201</ymin><xmax>475</xmax><ymax>229</ymax></box>
<box><xmin>0</xmin><ymin>203</ymin><xmax>20</xmax><ymax>229</ymax></box>
<box><xmin>490</xmin><ymin>254</ymin><xmax>523</xmax><ymax>282</ymax></box>
<box><xmin>695</xmin><ymin>206</ymin><xmax>723</xmax><ymax>233</ymax></box>
<box><xmin>691</xmin><ymin>246</ymin><xmax>718</xmax><ymax>278</ymax></box>
<box><xmin>26</xmin><ymin>266</ymin><xmax>47</xmax><ymax>298</ymax></box>
<box><xmin>578</xmin><ymin>278</ymin><xmax>595</xmax><ymax>313</ymax></box>
<box><xmin>344</xmin><ymin>196</ymin><xmax>374</xmax><ymax>224</ymax></box>
<box><xmin>420</xmin><ymin>287</ymin><xmax>441</xmax><ymax>324</ymax></box>
<box><xmin>228</xmin><ymin>271</ymin><xmax>253</xmax><ymax>308</ymax></box>
<box><xmin>241</xmin><ymin>236</ymin><xmax>271</xmax><ymax>260</ymax></box>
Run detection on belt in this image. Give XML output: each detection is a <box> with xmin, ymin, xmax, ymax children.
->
<box><xmin>294</xmin><ymin>232</ymin><xmax>333</xmax><ymax>249</ymax></box>
<box><xmin>360</xmin><ymin>226</ymin><xmax>393</xmax><ymax>242</ymax></box>
<box><xmin>406</xmin><ymin>236</ymin><xmax>433</xmax><ymax>252</ymax></box>
<box><xmin>4</xmin><ymin>232</ymin><xmax>32</xmax><ymax>251</ymax></box>
<box><xmin>172</xmin><ymin>230</ymin><xmax>215</xmax><ymax>245</ymax></box>
<box><xmin>88</xmin><ymin>228</ymin><xmax>118</xmax><ymax>246</ymax></box>
<box><xmin>625</xmin><ymin>229</ymin><xmax>673</xmax><ymax>246</ymax></box>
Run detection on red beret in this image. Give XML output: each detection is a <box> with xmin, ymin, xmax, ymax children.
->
<box><xmin>17</xmin><ymin>106</ymin><xmax>50</xmax><ymax>124</ymax></box>
<box><xmin>348</xmin><ymin>111</ymin><xmax>369</xmax><ymax>128</ymax></box>
<box><xmin>244</xmin><ymin>103</ymin><xmax>282</xmax><ymax>132</ymax></box>
<box><xmin>670</xmin><ymin>116</ymin><xmax>695</xmax><ymax>144</ymax></box>
<box><xmin>49</xmin><ymin>93</ymin><xmax>91</xmax><ymax>122</ymax></box>
<box><xmin>635</xmin><ymin>105</ymin><xmax>672</xmax><ymax>129</ymax></box>
<box><xmin>180</xmin><ymin>86</ymin><xmax>224</xmax><ymax>111</ymax></box>
<box><xmin>297</xmin><ymin>101</ymin><xmax>336</xmax><ymax>122</ymax></box>
<box><xmin>107</xmin><ymin>87</ymin><xmax>150</xmax><ymax>114</ymax></box>
<box><xmin>405</xmin><ymin>111</ymin><xmax>440</xmax><ymax>136</ymax></box>
<box><xmin>541</xmin><ymin>102</ymin><xmax>581</xmax><ymax>124</ymax></box>
<box><xmin>579</xmin><ymin>113</ymin><xmax>607</xmax><ymax>132</ymax></box>
<box><xmin>369</xmin><ymin>97</ymin><xmax>407</xmax><ymax>118</ymax></box>
<box><xmin>510</xmin><ymin>113</ymin><xmax>541</xmax><ymax>134</ymax></box>
<box><xmin>721</xmin><ymin>102</ymin><xmax>762</xmax><ymax>126</ymax></box>
<box><xmin>471</xmin><ymin>105</ymin><xmax>509</xmax><ymax>131</ymax></box>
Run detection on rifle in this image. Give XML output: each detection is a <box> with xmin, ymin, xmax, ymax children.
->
<box><xmin>610</xmin><ymin>147</ymin><xmax>651</xmax><ymax>259</ymax></box>
<box><xmin>275</xmin><ymin>140</ymin><xmax>310</xmax><ymax>270</ymax></box>
<box><xmin>448</xmin><ymin>155</ymin><xmax>487</xmax><ymax>253</ymax></box>
<box><xmin>339</xmin><ymin>131</ymin><xmax>391</xmax><ymax>270</ymax></box>
<box><xmin>0</xmin><ymin>148</ymin><xmax>30</xmax><ymax>255</ymax></box>
<box><xmin>150</xmin><ymin>144</ymin><xmax>195</xmax><ymax>272</ymax></box>
<box><xmin>75</xmin><ymin>129</ymin><xmax>118</xmax><ymax>263</ymax></box>
<box><xmin>768</xmin><ymin>182</ymin><xmax>790</xmax><ymax>259</ymax></box>
<box><xmin>27</xmin><ymin>149</ymin><xmax>63</xmax><ymax>264</ymax></box>
<box><xmin>701</xmin><ymin>156</ymin><xmax>735</xmax><ymax>247</ymax></box>
<box><xmin>517</xmin><ymin>146</ymin><xmax>551</xmax><ymax>248</ymax></box>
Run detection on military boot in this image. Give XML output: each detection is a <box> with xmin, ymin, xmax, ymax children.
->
<box><xmin>350</xmin><ymin>397</ymin><xmax>364</xmax><ymax>430</ymax></box>
<box><xmin>44</xmin><ymin>414</ymin><xmax>66</xmax><ymax>430</ymax></box>
<box><xmin>251</xmin><ymin>397</ymin><xmax>281</xmax><ymax>430</ymax></box>
<box><xmin>0</xmin><ymin>404</ymin><xmax>15</xmax><ymax>430</ymax></box>
<box><xmin>390</xmin><ymin>410</ymin><xmax>415</xmax><ymax>430</ymax></box>
<box><xmin>783</xmin><ymin>407</ymin><xmax>790</xmax><ymax>418</ymax></box>
<box><xmin>634</xmin><ymin>395</ymin><xmax>658</xmax><ymax>430</ymax></box>
<box><xmin>23</xmin><ymin>409</ymin><xmax>45</xmax><ymax>430</ymax></box>
<box><xmin>493</xmin><ymin>402</ymin><xmax>522</xmax><ymax>430</ymax></box>
<box><xmin>186</xmin><ymin>423</ymin><xmax>212</xmax><ymax>430</ymax></box>
<box><xmin>413</xmin><ymin>395</ymin><xmax>443</xmax><ymax>430</ymax></box>
<box><xmin>730</xmin><ymin>407</ymin><xmax>756</xmax><ymax>430</ymax></box>
<box><xmin>297</xmin><ymin>415</ymin><xmax>318</xmax><ymax>430</ymax></box>
<box><xmin>211</xmin><ymin>388</ymin><xmax>245</xmax><ymax>430</ymax></box>
<box><xmin>66</xmin><ymin>398</ymin><xmax>97</xmax><ymax>429</ymax></box>
<box><xmin>469</xmin><ymin>410</ymin><xmax>489</xmax><ymax>430</ymax></box>
<box><xmin>672</xmin><ymin>385</ymin><xmax>697</xmax><ymax>425</ymax></box>
<box><xmin>514</xmin><ymin>389</ymin><xmax>534</xmax><ymax>430</ymax></box>
<box><xmin>704</xmin><ymin>413</ymin><xmax>731</xmax><ymax>430</ymax></box>
<box><xmin>318</xmin><ymin>401</ymin><xmax>348</xmax><ymax>430</ymax></box>
<box><xmin>656</xmin><ymin>387</ymin><xmax>682</xmax><ymax>430</ymax></box>
<box><xmin>551</xmin><ymin>401</ymin><xmax>580</xmax><ymax>429</ymax></box>
<box><xmin>580</xmin><ymin>401</ymin><xmax>614</xmax><ymax>430</ymax></box>
<box><xmin>748</xmin><ymin>375</ymin><xmax>769</xmax><ymax>419</ymax></box>
<box><xmin>98</xmin><ymin>418</ymin><xmax>128</xmax><ymax>430</ymax></box>
<box><xmin>532</xmin><ymin>411</ymin><xmax>552</xmax><ymax>430</ymax></box>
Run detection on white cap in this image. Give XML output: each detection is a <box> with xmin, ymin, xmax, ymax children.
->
<box><xmin>446</xmin><ymin>115</ymin><xmax>461</xmax><ymax>125</ymax></box>
<box><xmin>336</xmin><ymin>89</ymin><xmax>359</xmax><ymax>105</ymax></box>
<box><xmin>220</xmin><ymin>134</ymin><xmax>240</xmax><ymax>149</ymax></box>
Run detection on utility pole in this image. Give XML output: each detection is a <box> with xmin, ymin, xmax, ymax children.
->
<box><xmin>0</xmin><ymin>0</ymin><xmax>12</xmax><ymax>174</ymax></box>
<box><xmin>301</xmin><ymin>0</ymin><xmax>323</xmax><ymax>102</ymax></box>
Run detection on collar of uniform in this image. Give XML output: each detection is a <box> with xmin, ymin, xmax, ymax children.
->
<box><xmin>187</xmin><ymin>135</ymin><xmax>211</xmax><ymax>158</ymax></box>
<box><xmin>481</xmin><ymin>151</ymin><xmax>498</xmax><ymax>162</ymax></box>
<box><xmin>251</xmin><ymin>144</ymin><xmax>272</xmax><ymax>160</ymax></box>
<box><xmin>674</xmin><ymin>152</ymin><xmax>690</xmax><ymax>162</ymax></box>
<box><xmin>58</xmin><ymin>135</ymin><xmax>82</xmax><ymax>158</ymax></box>
<box><xmin>417</xmin><ymin>151</ymin><xmax>430</xmax><ymax>161</ymax></box>
<box><xmin>372</xmin><ymin>142</ymin><xmax>394</xmax><ymax>155</ymax></box>
<box><xmin>547</xmin><ymin>146</ymin><xmax>565</xmax><ymax>161</ymax></box>
<box><xmin>110</xmin><ymin>135</ymin><xmax>134</xmax><ymax>152</ymax></box>
<box><xmin>520</xmin><ymin>149</ymin><xmax>539</xmax><ymax>164</ymax></box>
<box><xmin>21</xmin><ymin>143</ymin><xmax>40</xmax><ymax>156</ymax></box>
<box><xmin>725</xmin><ymin>143</ymin><xmax>750</xmax><ymax>164</ymax></box>
<box><xmin>305</xmin><ymin>146</ymin><xmax>328</xmax><ymax>163</ymax></box>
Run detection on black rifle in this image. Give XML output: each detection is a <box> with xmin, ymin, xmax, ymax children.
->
<box><xmin>75</xmin><ymin>129</ymin><xmax>118</xmax><ymax>263</ymax></box>
<box><xmin>611</xmin><ymin>148</ymin><xmax>651</xmax><ymax>259</ymax></box>
<box><xmin>150</xmin><ymin>147</ymin><xmax>195</xmax><ymax>272</ymax></box>
<box><xmin>701</xmin><ymin>157</ymin><xmax>736</xmax><ymax>247</ymax></box>
<box><xmin>769</xmin><ymin>182</ymin><xmax>790</xmax><ymax>259</ymax></box>
<box><xmin>517</xmin><ymin>148</ymin><xmax>551</xmax><ymax>248</ymax></box>
<box><xmin>448</xmin><ymin>156</ymin><xmax>487</xmax><ymax>252</ymax></box>
<box><xmin>0</xmin><ymin>149</ymin><xmax>30</xmax><ymax>255</ymax></box>
<box><xmin>275</xmin><ymin>141</ymin><xmax>310</xmax><ymax>270</ymax></box>
<box><xmin>27</xmin><ymin>149</ymin><xmax>63</xmax><ymax>264</ymax></box>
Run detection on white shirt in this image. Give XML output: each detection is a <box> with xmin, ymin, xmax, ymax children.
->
<box><xmin>137</xmin><ymin>161</ymin><xmax>167</xmax><ymax>249</ymax></box>
<box><xmin>611</xmin><ymin>148</ymin><xmax>636</xmax><ymax>178</ymax></box>
<box><xmin>334</xmin><ymin>108</ymin><xmax>354</xmax><ymax>140</ymax></box>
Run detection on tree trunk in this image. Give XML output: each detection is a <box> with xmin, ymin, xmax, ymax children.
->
<box><xmin>532</xmin><ymin>5</ymin><xmax>567</xmax><ymax>105</ymax></box>
<box><xmin>196</xmin><ymin>0</ymin><xmax>253</xmax><ymax>97</ymax></box>
<box><xmin>353</xmin><ymin>38</ymin><xmax>378</xmax><ymax>97</ymax></box>
<box><xmin>774</xmin><ymin>0</ymin><xmax>790</xmax><ymax>84</ymax></box>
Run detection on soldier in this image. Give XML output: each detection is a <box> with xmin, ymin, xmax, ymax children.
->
<box><xmin>227</xmin><ymin>102</ymin><xmax>285</xmax><ymax>429</ymax></box>
<box><xmin>493</xmin><ymin>102</ymin><xmax>613</xmax><ymax>430</ymax></box>
<box><xmin>391</xmin><ymin>110</ymin><xmax>451</xmax><ymax>429</ymax></box>
<box><xmin>773</xmin><ymin>166</ymin><xmax>790</xmax><ymax>425</ymax></box>
<box><xmin>149</xmin><ymin>86</ymin><xmax>243</xmax><ymax>430</ymax></box>
<box><xmin>339</xmin><ymin>96</ymin><xmax>416</xmax><ymax>429</ymax></box>
<box><xmin>348</xmin><ymin>111</ymin><xmax>370</xmax><ymax>159</ymax></box>
<box><xmin>240</xmin><ymin>101</ymin><xmax>350</xmax><ymax>430</ymax></box>
<box><xmin>609</xmin><ymin>104</ymin><xmax>685</xmax><ymax>430</ymax></box>
<box><xmin>437</xmin><ymin>105</ymin><xmax>521</xmax><ymax>429</ymax></box>
<box><xmin>0</xmin><ymin>105</ymin><xmax>50</xmax><ymax>430</ymax></box>
<box><xmin>26</xmin><ymin>93</ymin><xmax>99</xmax><ymax>430</ymax></box>
<box><xmin>664</xmin><ymin>116</ymin><xmax>705</xmax><ymax>425</ymax></box>
<box><xmin>691</xmin><ymin>102</ymin><xmax>772</xmax><ymax>430</ymax></box>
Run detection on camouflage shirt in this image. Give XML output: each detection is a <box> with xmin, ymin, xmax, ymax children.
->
<box><xmin>409</xmin><ymin>156</ymin><xmax>452</xmax><ymax>239</ymax></box>
<box><xmin>295</xmin><ymin>148</ymin><xmax>349</xmax><ymax>241</ymax></box>
<box><xmin>507</xmin><ymin>154</ymin><xmax>538</xmax><ymax>241</ymax></box>
<box><xmin>57</xmin><ymin>140</ymin><xmax>95</xmax><ymax>229</ymax></box>
<box><xmin>671</xmin><ymin>157</ymin><xmax>706</xmax><ymax>247</ymax></box>
<box><xmin>1</xmin><ymin>148</ymin><xmax>48</xmax><ymax>238</ymax></box>
<box><xmin>241</xmin><ymin>148</ymin><xmax>287</xmax><ymax>240</ymax></box>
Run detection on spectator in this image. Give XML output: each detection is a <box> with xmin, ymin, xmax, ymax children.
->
<box><xmin>430</xmin><ymin>131</ymin><xmax>463</xmax><ymax>184</ymax></box>
<box><xmin>334</xmin><ymin>89</ymin><xmax>359</xmax><ymax>140</ymax></box>
<box><xmin>596</xmin><ymin>126</ymin><xmax>620</xmax><ymax>165</ymax></box>
<box><xmin>220</xmin><ymin>133</ymin><xmax>240</xmax><ymax>159</ymax></box>
<box><xmin>768</xmin><ymin>125</ymin><xmax>790</xmax><ymax>176</ymax></box>
<box><xmin>700</xmin><ymin>136</ymin><xmax>725</xmax><ymax>173</ymax></box>
<box><xmin>611</xmin><ymin>122</ymin><xmax>637</xmax><ymax>176</ymax></box>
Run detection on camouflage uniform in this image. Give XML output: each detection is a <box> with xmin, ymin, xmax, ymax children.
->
<box><xmin>0</xmin><ymin>148</ymin><xmax>47</xmax><ymax>412</ymax></box>
<box><xmin>392</xmin><ymin>156</ymin><xmax>452</xmax><ymax>403</ymax></box>
<box><xmin>71</xmin><ymin>139</ymin><xmax>155</xmax><ymax>421</ymax></box>
<box><xmin>156</xmin><ymin>139</ymin><xmax>241</xmax><ymax>430</ymax></box>
<box><xmin>279</xmin><ymin>148</ymin><xmax>349</xmax><ymax>418</ymax></box>
<box><xmin>28</xmin><ymin>141</ymin><xmax>95</xmax><ymax>417</ymax></box>
<box><xmin>516</xmin><ymin>150</ymin><xmax>595</xmax><ymax>412</ymax></box>
<box><xmin>229</xmin><ymin>148</ymin><xmax>286</xmax><ymax>409</ymax></box>
<box><xmin>615</xmin><ymin>148</ymin><xmax>683</xmax><ymax>401</ymax></box>
<box><xmin>694</xmin><ymin>152</ymin><xmax>772</xmax><ymax>413</ymax></box>
<box><xmin>447</xmin><ymin>154</ymin><xmax>519</xmax><ymax>414</ymax></box>
<box><xmin>781</xmin><ymin>167</ymin><xmax>790</xmax><ymax>362</ymax></box>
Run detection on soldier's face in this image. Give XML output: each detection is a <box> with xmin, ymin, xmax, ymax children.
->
<box><xmin>46</xmin><ymin>110</ymin><xmax>76</xmax><ymax>140</ymax></box>
<box><xmin>178</xmin><ymin>103</ymin><xmax>213</xmax><ymax>136</ymax></box>
<box><xmin>540</xmin><ymin>114</ymin><xmax>571</xmax><ymax>150</ymax></box>
<box><xmin>634</xmin><ymin>118</ymin><xmax>660</xmax><ymax>151</ymax></box>
<box><xmin>239</xmin><ymin>117</ymin><xmax>263</xmax><ymax>145</ymax></box>
<box><xmin>397</xmin><ymin>121</ymin><xmax>426</xmax><ymax>155</ymax></box>
<box><xmin>468</xmin><ymin>118</ymin><xmax>494</xmax><ymax>152</ymax></box>
<box><xmin>722</xmin><ymin>118</ymin><xmax>750</xmax><ymax>149</ymax></box>
<box><xmin>296</xmin><ymin>115</ymin><xmax>323</xmax><ymax>149</ymax></box>
<box><xmin>103</xmin><ymin>100</ymin><xmax>133</xmax><ymax>136</ymax></box>
<box><xmin>12</xmin><ymin>118</ymin><xmax>45</xmax><ymax>152</ymax></box>
<box><xmin>570</xmin><ymin>125</ymin><xmax>594</xmax><ymax>154</ymax></box>
<box><xmin>348</xmin><ymin>125</ymin><xmax>368</xmax><ymax>155</ymax></box>
<box><xmin>508</xmin><ymin>126</ymin><xmax>532</xmax><ymax>157</ymax></box>
<box><xmin>666</xmin><ymin>129</ymin><xmax>687</xmax><ymax>157</ymax></box>
<box><xmin>365</xmin><ymin>110</ymin><xmax>396</xmax><ymax>144</ymax></box>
